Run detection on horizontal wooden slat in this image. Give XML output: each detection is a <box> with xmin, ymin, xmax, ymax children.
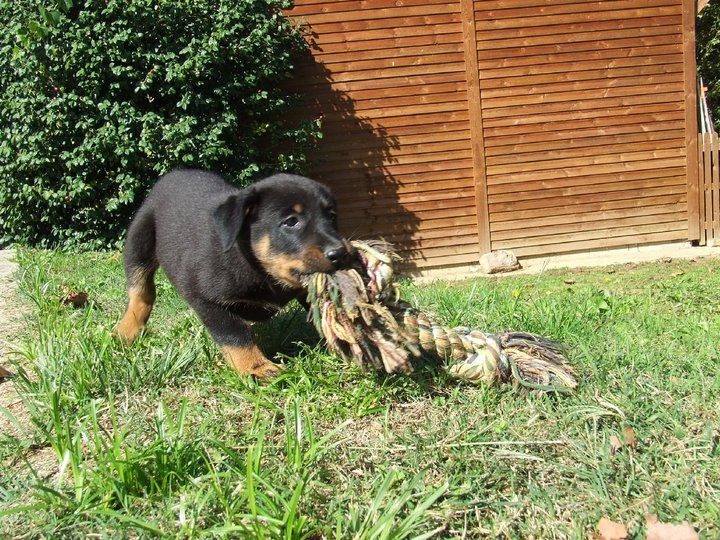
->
<box><xmin>474</xmin><ymin>0</ymin><xmax>679</xmax><ymax>21</ymax></box>
<box><xmin>506</xmin><ymin>229</ymin><xmax>688</xmax><ymax>257</ymax></box>
<box><xmin>491</xmin><ymin>192</ymin><xmax>686</xmax><ymax>222</ymax></box>
<box><xmin>303</xmin><ymin>2</ymin><xmax>459</xmax><ymax>24</ymax></box>
<box><xmin>484</xmin><ymin>92</ymin><xmax>684</xmax><ymax>120</ymax></box>
<box><xmin>481</xmin><ymin>71</ymin><xmax>682</xmax><ymax>99</ymax></box>
<box><xmin>300</xmin><ymin>31</ymin><xmax>464</xmax><ymax>55</ymax></box>
<box><xmin>383</xmin><ymin>231</ymin><xmax>479</xmax><ymax>251</ymax></box>
<box><xmin>480</xmin><ymin>62</ymin><xmax>683</xmax><ymax>90</ymax></box>
<box><xmin>317</xmin><ymin>167</ymin><xmax>474</xmax><ymax>188</ymax></box>
<box><xmin>483</xmin><ymin>97</ymin><xmax>683</xmax><ymax>127</ymax></box>
<box><xmin>490</xmin><ymin>156</ymin><xmax>686</xmax><ymax>185</ymax></box>
<box><xmin>495</xmin><ymin>220</ymin><xmax>687</xmax><ymax>249</ymax></box>
<box><xmin>474</xmin><ymin>14</ymin><xmax>680</xmax><ymax>43</ymax></box>
<box><xmin>495</xmin><ymin>221</ymin><xmax>687</xmax><ymax>250</ymax></box>
<box><xmin>302</xmin><ymin>83</ymin><xmax>468</xmax><ymax>111</ymax></box>
<box><xmin>492</xmin><ymin>211</ymin><xmax>687</xmax><ymax>241</ymax></box>
<box><xmin>476</xmin><ymin>0</ymin><xmax>673</xmax><ymax>10</ymax></box>
<box><xmin>490</xmin><ymin>201</ymin><xmax>687</xmax><ymax>232</ymax></box>
<box><xmin>486</xmin><ymin>136</ymin><xmax>684</xmax><ymax>166</ymax></box>
<box><xmin>487</xmin><ymin>148</ymin><xmax>684</xmax><ymax>177</ymax></box>
<box><xmin>402</xmin><ymin>250</ymin><xmax>480</xmax><ymax>267</ymax></box>
<box><xmin>289</xmin><ymin>0</ymin><xmax>452</xmax><ymax>17</ymax></box>
<box><xmin>478</xmin><ymin>52</ymin><xmax>683</xmax><ymax>80</ymax></box>
<box><xmin>291</xmin><ymin>70</ymin><xmax>467</xmax><ymax>93</ymax></box>
<box><xmin>475</xmin><ymin>5</ymin><xmax>682</xmax><ymax>31</ymax></box>
<box><xmin>488</xmin><ymin>167</ymin><xmax>686</xmax><ymax>196</ymax></box>
<box><xmin>318</xmin><ymin>51</ymin><xmax>465</xmax><ymax>75</ymax></box>
<box><xmin>401</xmin><ymin>243</ymin><xmax>480</xmax><ymax>260</ymax></box>
<box><xmin>489</xmin><ymin>184</ymin><xmax>687</xmax><ymax>213</ymax></box>
<box><xmin>486</xmin><ymin>128</ymin><xmax>684</xmax><ymax>156</ymax></box>
<box><xmin>309</xmin><ymin>13</ymin><xmax>462</xmax><ymax>36</ymax></box>
<box><xmin>318</xmin><ymin>138</ymin><xmax>473</xmax><ymax>166</ymax></box>
<box><xmin>484</xmin><ymin>106</ymin><xmax>684</xmax><ymax>135</ymax></box>
<box><xmin>482</xmin><ymin>82</ymin><xmax>683</xmax><ymax>109</ymax></box>
<box><xmin>476</xmin><ymin>28</ymin><xmax>681</xmax><ymax>60</ymax></box>
<box><xmin>339</xmin><ymin>186</ymin><xmax>475</xmax><ymax>210</ymax></box>
<box><xmin>316</xmin><ymin>128</ymin><xmax>471</xmax><ymax>154</ymax></box>
<box><xmin>488</xmin><ymin>175</ymin><xmax>685</xmax><ymax>205</ymax></box>
<box><xmin>486</xmin><ymin>119</ymin><xmax>684</xmax><ymax>148</ymax></box>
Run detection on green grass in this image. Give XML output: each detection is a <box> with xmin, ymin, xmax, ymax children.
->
<box><xmin>1</xmin><ymin>249</ymin><xmax>719</xmax><ymax>538</ymax></box>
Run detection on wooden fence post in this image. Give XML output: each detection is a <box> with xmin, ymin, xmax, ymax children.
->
<box><xmin>460</xmin><ymin>0</ymin><xmax>491</xmax><ymax>256</ymax></box>
<box><xmin>684</xmin><ymin>0</ymin><xmax>700</xmax><ymax>241</ymax></box>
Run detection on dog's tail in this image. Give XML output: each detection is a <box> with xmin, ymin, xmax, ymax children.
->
<box><xmin>115</xmin><ymin>205</ymin><xmax>158</xmax><ymax>343</ymax></box>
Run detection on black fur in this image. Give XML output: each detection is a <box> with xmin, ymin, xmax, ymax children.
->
<box><xmin>121</xmin><ymin>168</ymin><xmax>349</xmax><ymax>350</ymax></box>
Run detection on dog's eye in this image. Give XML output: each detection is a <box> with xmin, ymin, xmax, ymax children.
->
<box><xmin>282</xmin><ymin>216</ymin><xmax>300</xmax><ymax>228</ymax></box>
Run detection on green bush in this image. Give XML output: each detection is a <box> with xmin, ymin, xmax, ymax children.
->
<box><xmin>0</xmin><ymin>0</ymin><xmax>319</xmax><ymax>249</ymax></box>
<box><xmin>698</xmin><ymin>2</ymin><xmax>720</xmax><ymax>131</ymax></box>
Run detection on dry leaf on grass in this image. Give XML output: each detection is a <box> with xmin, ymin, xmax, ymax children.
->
<box><xmin>609</xmin><ymin>435</ymin><xmax>623</xmax><ymax>456</ymax></box>
<box><xmin>644</xmin><ymin>514</ymin><xmax>698</xmax><ymax>540</ymax></box>
<box><xmin>624</xmin><ymin>425</ymin><xmax>637</xmax><ymax>449</ymax></box>
<box><xmin>564</xmin><ymin>278</ymin><xmax>576</xmax><ymax>285</ymax></box>
<box><xmin>60</xmin><ymin>286</ymin><xmax>88</xmax><ymax>308</ymax></box>
<box><xmin>597</xmin><ymin>517</ymin><xmax>628</xmax><ymax>540</ymax></box>
<box><xmin>660</xmin><ymin>257</ymin><xmax>673</xmax><ymax>263</ymax></box>
<box><xmin>0</xmin><ymin>365</ymin><xmax>13</xmax><ymax>380</ymax></box>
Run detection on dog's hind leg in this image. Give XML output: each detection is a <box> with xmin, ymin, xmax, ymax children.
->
<box><xmin>115</xmin><ymin>205</ymin><xmax>158</xmax><ymax>344</ymax></box>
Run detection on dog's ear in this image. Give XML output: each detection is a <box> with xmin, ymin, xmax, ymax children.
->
<box><xmin>213</xmin><ymin>187</ymin><xmax>257</xmax><ymax>252</ymax></box>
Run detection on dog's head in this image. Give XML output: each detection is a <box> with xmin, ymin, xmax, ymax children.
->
<box><xmin>213</xmin><ymin>173</ymin><xmax>352</xmax><ymax>288</ymax></box>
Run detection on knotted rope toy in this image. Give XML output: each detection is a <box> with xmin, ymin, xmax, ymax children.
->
<box><xmin>304</xmin><ymin>240</ymin><xmax>578</xmax><ymax>392</ymax></box>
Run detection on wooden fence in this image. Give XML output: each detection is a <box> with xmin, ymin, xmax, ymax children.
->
<box><xmin>699</xmin><ymin>131</ymin><xmax>720</xmax><ymax>244</ymax></box>
<box><xmin>287</xmin><ymin>0</ymin><xmax>699</xmax><ymax>272</ymax></box>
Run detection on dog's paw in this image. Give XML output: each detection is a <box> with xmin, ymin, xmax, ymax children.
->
<box><xmin>252</xmin><ymin>361</ymin><xmax>285</xmax><ymax>381</ymax></box>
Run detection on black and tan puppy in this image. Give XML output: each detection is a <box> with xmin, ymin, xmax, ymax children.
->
<box><xmin>115</xmin><ymin>169</ymin><xmax>351</xmax><ymax>378</ymax></box>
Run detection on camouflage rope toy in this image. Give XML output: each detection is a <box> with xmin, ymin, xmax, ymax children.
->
<box><xmin>304</xmin><ymin>240</ymin><xmax>578</xmax><ymax>393</ymax></box>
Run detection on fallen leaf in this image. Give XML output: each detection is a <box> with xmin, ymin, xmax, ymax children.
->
<box><xmin>609</xmin><ymin>434</ymin><xmax>623</xmax><ymax>456</ymax></box>
<box><xmin>672</xmin><ymin>271</ymin><xmax>685</xmax><ymax>277</ymax></box>
<box><xmin>60</xmin><ymin>286</ymin><xmax>88</xmax><ymax>308</ymax></box>
<box><xmin>644</xmin><ymin>514</ymin><xmax>698</xmax><ymax>540</ymax></box>
<box><xmin>624</xmin><ymin>425</ymin><xmax>637</xmax><ymax>449</ymax></box>
<box><xmin>660</xmin><ymin>256</ymin><xmax>673</xmax><ymax>263</ymax></box>
<box><xmin>597</xmin><ymin>517</ymin><xmax>628</xmax><ymax>540</ymax></box>
<box><xmin>564</xmin><ymin>278</ymin><xmax>576</xmax><ymax>285</ymax></box>
<box><xmin>0</xmin><ymin>365</ymin><xmax>13</xmax><ymax>380</ymax></box>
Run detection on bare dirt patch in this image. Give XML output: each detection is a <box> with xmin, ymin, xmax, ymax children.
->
<box><xmin>0</xmin><ymin>249</ymin><xmax>31</xmax><ymax>439</ymax></box>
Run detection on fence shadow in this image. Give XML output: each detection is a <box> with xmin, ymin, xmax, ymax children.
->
<box><xmin>292</xmin><ymin>45</ymin><xmax>422</xmax><ymax>272</ymax></box>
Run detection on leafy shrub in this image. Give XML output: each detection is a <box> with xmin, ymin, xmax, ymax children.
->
<box><xmin>0</xmin><ymin>0</ymin><xmax>319</xmax><ymax>249</ymax></box>
<box><xmin>698</xmin><ymin>2</ymin><xmax>720</xmax><ymax>131</ymax></box>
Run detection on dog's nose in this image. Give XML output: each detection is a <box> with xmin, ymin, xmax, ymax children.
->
<box><xmin>325</xmin><ymin>245</ymin><xmax>348</xmax><ymax>267</ymax></box>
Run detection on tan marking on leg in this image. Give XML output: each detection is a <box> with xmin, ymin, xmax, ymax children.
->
<box><xmin>114</xmin><ymin>267</ymin><xmax>155</xmax><ymax>344</ymax></box>
<box><xmin>221</xmin><ymin>344</ymin><xmax>281</xmax><ymax>379</ymax></box>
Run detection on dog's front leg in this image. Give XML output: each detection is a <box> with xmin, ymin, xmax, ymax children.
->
<box><xmin>192</xmin><ymin>299</ymin><xmax>281</xmax><ymax>379</ymax></box>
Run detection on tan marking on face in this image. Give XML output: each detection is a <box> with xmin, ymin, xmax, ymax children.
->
<box><xmin>302</xmin><ymin>245</ymin><xmax>334</xmax><ymax>273</ymax></box>
<box><xmin>221</xmin><ymin>344</ymin><xmax>281</xmax><ymax>379</ymax></box>
<box><xmin>292</xmin><ymin>204</ymin><xmax>304</xmax><ymax>214</ymax></box>
<box><xmin>253</xmin><ymin>235</ymin><xmax>307</xmax><ymax>289</ymax></box>
<box><xmin>114</xmin><ymin>267</ymin><xmax>156</xmax><ymax>344</ymax></box>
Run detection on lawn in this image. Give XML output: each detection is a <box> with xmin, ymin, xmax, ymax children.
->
<box><xmin>0</xmin><ymin>249</ymin><xmax>719</xmax><ymax>538</ymax></box>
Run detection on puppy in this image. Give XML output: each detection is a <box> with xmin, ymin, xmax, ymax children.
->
<box><xmin>114</xmin><ymin>169</ymin><xmax>351</xmax><ymax>378</ymax></box>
